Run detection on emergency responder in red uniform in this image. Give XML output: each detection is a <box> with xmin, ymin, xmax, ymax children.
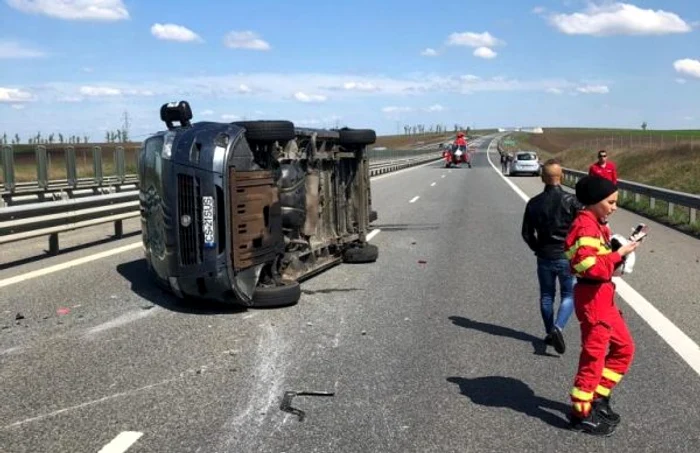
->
<box><xmin>454</xmin><ymin>131</ymin><xmax>467</xmax><ymax>148</ymax></box>
<box><xmin>588</xmin><ymin>149</ymin><xmax>618</xmax><ymax>184</ymax></box>
<box><xmin>452</xmin><ymin>132</ymin><xmax>470</xmax><ymax>166</ymax></box>
<box><xmin>564</xmin><ymin>175</ymin><xmax>640</xmax><ymax>436</ymax></box>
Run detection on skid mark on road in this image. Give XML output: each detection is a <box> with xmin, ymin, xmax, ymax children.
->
<box><xmin>83</xmin><ymin>309</ymin><xmax>159</xmax><ymax>338</ymax></box>
<box><xmin>216</xmin><ymin>322</ymin><xmax>289</xmax><ymax>451</ymax></box>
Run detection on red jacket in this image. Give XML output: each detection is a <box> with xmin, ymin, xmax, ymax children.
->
<box><xmin>564</xmin><ymin>210</ymin><xmax>622</xmax><ymax>280</ymax></box>
<box><xmin>454</xmin><ymin>137</ymin><xmax>467</xmax><ymax>147</ymax></box>
<box><xmin>588</xmin><ymin>161</ymin><xmax>618</xmax><ymax>185</ymax></box>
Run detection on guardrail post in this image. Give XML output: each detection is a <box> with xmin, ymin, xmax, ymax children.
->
<box><xmin>2</xmin><ymin>144</ymin><xmax>15</xmax><ymax>192</ymax></box>
<box><xmin>650</xmin><ymin>197</ymin><xmax>656</xmax><ymax>211</ymax></box>
<box><xmin>49</xmin><ymin>233</ymin><xmax>59</xmax><ymax>255</ymax></box>
<box><xmin>93</xmin><ymin>146</ymin><xmax>103</xmax><ymax>186</ymax></box>
<box><xmin>114</xmin><ymin>219</ymin><xmax>123</xmax><ymax>238</ymax></box>
<box><xmin>691</xmin><ymin>208</ymin><xmax>697</xmax><ymax>225</ymax></box>
<box><xmin>65</xmin><ymin>145</ymin><xmax>77</xmax><ymax>188</ymax></box>
<box><xmin>115</xmin><ymin>146</ymin><xmax>125</xmax><ymax>183</ymax></box>
<box><xmin>668</xmin><ymin>202</ymin><xmax>674</xmax><ymax>219</ymax></box>
<box><xmin>36</xmin><ymin>145</ymin><xmax>48</xmax><ymax>190</ymax></box>
<box><xmin>634</xmin><ymin>193</ymin><xmax>641</xmax><ymax>203</ymax></box>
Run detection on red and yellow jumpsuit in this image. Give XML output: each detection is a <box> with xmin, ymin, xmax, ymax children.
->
<box><xmin>564</xmin><ymin>210</ymin><xmax>635</xmax><ymax>417</ymax></box>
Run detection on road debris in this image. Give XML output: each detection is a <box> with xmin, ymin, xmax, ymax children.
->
<box><xmin>280</xmin><ymin>390</ymin><xmax>335</xmax><ymax>422</ymax></box>
<box><xmin>56</xmin><ymin>308</ymin><xmax>70</xmax><ymax>316</ymax></box>
<box><xmin>15</xmin><ymin>313</ymin><xmax>24</xmax><ymax>321</ymax></box>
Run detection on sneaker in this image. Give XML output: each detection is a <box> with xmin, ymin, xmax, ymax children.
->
<box><xmin>569</xmin><ymin>411</ymin><xmax>616</xmax><ymax>436</ymax></box>
<box><xmin>593</xmin><ymin>397</ymin><xmax>621</xmax><ymax>426</ymax></box>
<box><xmin>551</xmin><ymin>326</ymin><xmax>566</xmax><ymax>354</ymax></box>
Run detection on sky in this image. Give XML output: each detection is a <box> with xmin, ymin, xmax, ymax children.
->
<box><xmin>1</xmin><ymin>0</ymin><xmax>700</xmax><ymax>141</ymax></box>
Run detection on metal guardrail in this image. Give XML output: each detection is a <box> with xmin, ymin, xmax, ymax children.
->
<box><xmin>0</xmin><ymin>152</ymin><xmax>441</xmax><ymax>256</ymax></box>
<box><xmin>496</xmin><ymin>139</ymin><xmax>700</xmax><ymax>226</ymax></box>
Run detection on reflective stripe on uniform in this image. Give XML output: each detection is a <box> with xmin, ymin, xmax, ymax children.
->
<box><xmin>573</xmin><ymin>401</ymin><xmax>592</xmax><ymax>415</ymax></box>
<box><xmin>574</xmin><ymin>256</ymin><xmax>597</xmax><ymax>273</ymax></box>
<box><xmin>565</xmin><ymin>237</ymin><xmax>603</xmax><ymax>259</ymax></box>
<box><xmin>571</xmin><ymin>387</ymin><xmax>594</xmax><ymax>401</ymax></box>
<box><xmin>602</xmin><ymin>368</ymin><xmax>623</xmax><ymax>383</ymax></box>
<box><xmin>595</xmin><ymin>384</ymin><xmax>611</xmax><ymax>397</ymax></box>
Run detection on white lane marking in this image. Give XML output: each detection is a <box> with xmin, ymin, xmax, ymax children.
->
<box><xmin>430</xmin><ymin>182</ymin><xmax>436</xmax><ymax>187</ymax></box>
<box><xmin>485</xmin><ymin>137</ymin><xmax>700</xmax><ymax>377</ymax></box>
<box><xmin>84</xmin><ymin>309</ymin><xmax>158</xmax><ymax>338</ymax></box>
<box><xmin>371</xmin><ymin>158</ymin><xmax>441</xmax><ymax>181</ymax></box>
<box><xmin>0</xmin><ymin>242</ymin><xmax>142</xmax><ymax>289</ymax></box>
<box><xmin>366</xmin><ymin>228</ymin><xmax>381</xmax><ymax>241</ymax></box>
<box><xmin>409</xmin><ymin>196</ymin><xmax>420</xmax><ymax>203</ymax></box>
<box><xmin>98</xmin><ymin>431</ymin><xmax>144</xmax><ymax>453</ymax></box>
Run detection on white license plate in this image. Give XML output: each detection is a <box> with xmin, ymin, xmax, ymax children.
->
<box><xmin>202</xmin><ymin>196</ymin><xmax>215</xmax><ymax>248</ymax></box>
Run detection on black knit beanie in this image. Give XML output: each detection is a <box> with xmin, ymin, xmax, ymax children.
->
<box><xmin>575</xmin><ymin>175</ymin><xmax>617</xmax><ymax>206</ymax></box>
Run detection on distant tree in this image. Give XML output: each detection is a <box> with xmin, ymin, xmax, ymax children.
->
<box><xmin>116</xmin><ymin>130</ymin><xmax>122</xmax><ymax>142</ymax></box>
<box><xmin>84</xmin><ymin>136</ymin><xmax>89</xmax><ymax>143</ymax></box>
<box><xmin>58</xmin><ymin>133</ymin><xmax>64</xmax><ymax>144</ymax></box>
<box><xmin>1</xmin><ymin>133</ymin><xmax>6</xmax><ymax>145</ymax></box>
<box><xmin>29</xmin><ymin>138</ymin><xmax>34</xmax><ymax>144</ymax></box>
<box><xmin>105</xmin><ymin>131</ymin><xmax>111</xmax><ymax>142</ymax></box>
<box><xmin>14</xmin><ymin>133</ymin><xmax>20</xmax><ymax>144</ymax></box>
<box><xmin>641</xmin><ymin>121</ymin><xmax>647</xmax><ymax>131</ymax></box>
<box><xmin>48</xmin><ymin>133</ymin><xmax>54</xmax><ymax>144</ymax></box>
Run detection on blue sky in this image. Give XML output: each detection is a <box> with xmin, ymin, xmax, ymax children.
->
<box><xmin>1</xmin><ymin>0</ymin><xmax>699</xmax><ymax>141</ymax></box>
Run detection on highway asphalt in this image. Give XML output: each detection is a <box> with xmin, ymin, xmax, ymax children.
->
<box><xmin>1</xmin><ymin>136</ymin><xmax>699</xmax><ymax>452</ymax></box>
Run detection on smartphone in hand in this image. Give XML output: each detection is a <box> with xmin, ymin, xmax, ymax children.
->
<box><xmin>629</xmin><ymin>223</ymin><xmax>649</xmax><ymax>243</ymax></box>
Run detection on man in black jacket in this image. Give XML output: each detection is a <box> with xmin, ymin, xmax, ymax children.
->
<box><xmin>521</xmin><ymin>159</ymin><xmax>583</xmax><ymax>354</ymax></box>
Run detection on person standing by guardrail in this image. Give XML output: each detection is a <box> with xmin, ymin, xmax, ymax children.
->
<box><xmin>564</xmin><ymin>175</ymin><xmax>639</xmax><ymax>436</ymax></box>
<box><xmin>588</xmin><ymin>150</ymin><xmax>618</xmax><ymax>184</ymax></box>
<box><xmin>521</xmin><ymin>159</ymin><xmax>582</xmax><ymax>354</ymax></box>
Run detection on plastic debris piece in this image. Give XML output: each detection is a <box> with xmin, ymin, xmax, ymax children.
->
<box><xmin>280</xmin><ymin>390</ymin><xmax>335</xmax><ymax>421</ymax></box>
<box><xmin>15</xmin><ymin>313</ymin><xmax>25</xmax><ymax>321</ymax></box>
<box><xmin>56</xmin><ymin>308</ymin><xmax>70</xmax><ymax>316</ymax></box>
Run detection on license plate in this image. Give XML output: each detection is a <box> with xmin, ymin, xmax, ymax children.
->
<box><xmin>202</xmin><ymin>196</ymin><xmax>215</xmax><ymax>248</ymax></box>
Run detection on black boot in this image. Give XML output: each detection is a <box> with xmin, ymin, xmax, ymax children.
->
<box><xmin>593</xmin><ymin>396</ymin><xmax>621</xmax><ymax>426</ymax></box>
<box><xmin>569</xmin><ymin>410</ymin><xmax>616</xmax><ymax>436</ymax></box>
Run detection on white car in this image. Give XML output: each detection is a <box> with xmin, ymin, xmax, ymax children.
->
<box><xmin>509</xmin><ymin>151</ymin><xmax>541</xmax><ymax>176</ymax></box>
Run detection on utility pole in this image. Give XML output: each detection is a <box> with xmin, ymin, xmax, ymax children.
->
<box><xmin>121</xmin><ymin>110</ymin><xmax>131</xmax><ymax>143</ymax></box>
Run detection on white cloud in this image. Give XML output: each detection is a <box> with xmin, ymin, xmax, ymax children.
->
<box><xmin>547</xmin><ymin>87</ymin><xmax>563</xmax><ymax>94</ymax></box>
<box><xmin>547</xmin><ymin>2</ymin><xmax>691</xmax><ymax>36</ymax></box>
<box><xmin>0</xmin><ymin>87</ymin><xmax>33</xmax><ymax>103</ymax></box>
<box><xmin>461</xmin><ymin>74</ymin><xmax>481</xmax><ymax>82</ymax></box>
<box><xmin>576</xmin><ymin>84</ymin><xmax>609</xmax><ymax>94</ymax></box>
<box><xmin>532</xmin><ymin>6</ymin><xmax>547</xmax><ymax>14</ymax></box>
<box><xmin>79</xmin><ymin>86</ymin><xmax>122</xmax><ymax>96</ymax></box>
<box><xmin>446</xmin><ymin>31</ymin><xmax>504</xmax><ymax>48</ymax></box>
<box><xmin>221</xmin><ymin>114</ymin><xmax>240</xmax><ymax>120</ymax></box>
<box><xmin>238</xmin><ymin>84</ymin><xmax>252</xmax><ymax>93</ymax></box>
<box><xmin>6</xmin><ymin>0</ymin><xmax>129</xmax><ymax>21</ymax></box>
<box><xmin>381</xmin><ymin>106</ymin><xmax>414</xmax><ymax>113</ymax></box>
<box><xmin>474</xmin><ymin>47</ymin><xmax>497</xmax><ymax>59</ymax></box>
<box><xmin>343</xmin><ymin>81</ymin><xmax>379</xmax><ymax>92</ymax></box>
<box><xmin>200</xmin><ymin>109</ymin><xmax>214</xmax><ymax>116</ymax></box>
<box><xmin>223</xmin><ymin>31</ymin><xmax>271</xmax><ymax>50</ymax></box>
<box><xmin>424</xmin><ymin>104</ymin><xmax>445</xmax><ymax>112</ymax></box>
<box><xmin>151</xmin><ymin>23</ymin><xmax>203</xmax><ymax>43</ymax></box>
<box><xmin>421</xmin><ymin>48</ymin><xmax>438</xmax><ymax>57</ymax></box>
<box><xmin>58</xmin><ymin>95</ymin><xmax>84</xmax><ymax>102</ymax></box>
<box><xmin>673</xmin><ymin>59</ymin><xmax>700</xmax><ymax>79</ymax></box>
<box><xmin>0</xmin><ymin>40</ymin><xmax>46</xmax><ymax>59</ymax></box>
<box><xmin>293</xmin><ymin>92</ymin><xmax>327</xmax><ymax>103</ymax></box>
<box><xmin>11</xmin><ymin>104</ymin><xmax>26</xmax><ymax>110</ymax></box>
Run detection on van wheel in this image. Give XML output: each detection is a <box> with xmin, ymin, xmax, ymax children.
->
<box><xmin>338</xmin><ymin>128</ymin><xmax>377</xmax><ymax>147</ymax></box>
<box><xmin>343</xmin><ymin>243</ymin><xmax>378</xmax><ymax>263</ymax></box>
<box><xmin>233</xmin><ymin>120</ymin><xmax>296</xmax><ymax>142</ymax></box>
<box><xmin>251</xmin><ymin>279</ymin><xmax>301</xmax><ymax>308</ymax></box>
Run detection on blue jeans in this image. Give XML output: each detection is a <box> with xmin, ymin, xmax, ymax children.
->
<box><xmin>536</xmin><ymin>257</ymin><xmax>575</xmax><ymax>335</ymax></box>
